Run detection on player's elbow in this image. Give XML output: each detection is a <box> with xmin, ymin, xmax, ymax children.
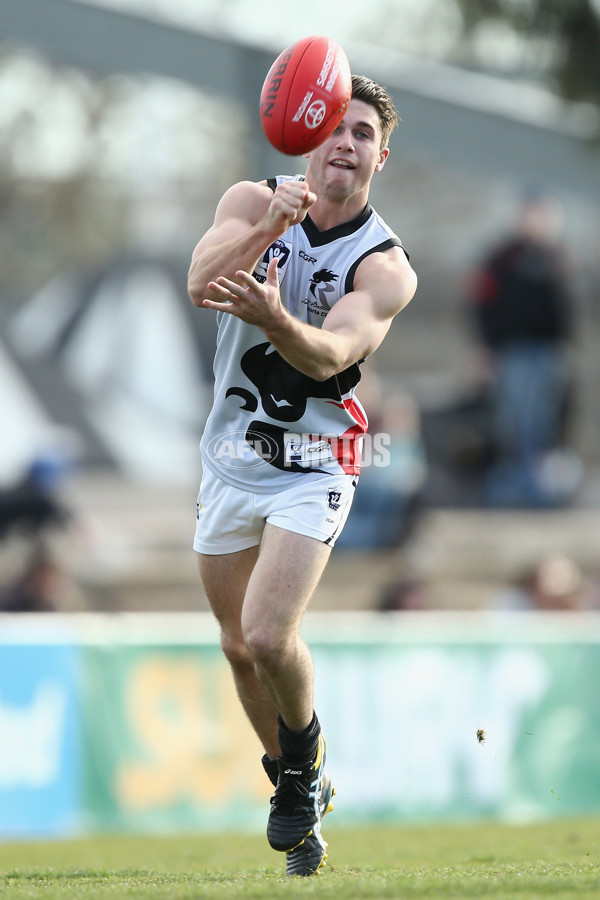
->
<box><xmin>187</xmin><ymin>268</ymin><xmax>207</xmax><ymax>308</ymax></box>
<box><xmin>310</xmin><ymin>365</ymin><xmax>337</xmax><ymax>382</ymax></box>
<box><xmin>189</xmin><ymin>290</ymin><xmax>205</xmax><ymax>309</ymax></box>
<box><xmin>308</xmin><ymin>338</ymin><xmax>360</xmax><ymax>381</ymax></box>
<box><xmin>307</xmin><ymin>353</ymin><xmax>349</xmax><ymax>382</ymax></box>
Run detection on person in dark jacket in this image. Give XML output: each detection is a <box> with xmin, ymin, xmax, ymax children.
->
<box><xmin>468</xmin><ymin>193</ymin><xmax>575</xmax><ymax>507</ymax></box>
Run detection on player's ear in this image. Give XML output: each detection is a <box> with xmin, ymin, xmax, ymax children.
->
<box><xmin>374</xmin><ymin>147</ymin><xmax>389</xmax><ymax>173</ymax></box>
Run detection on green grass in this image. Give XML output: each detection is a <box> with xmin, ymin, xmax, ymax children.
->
<box><xmin>1</xmin><ymin>820</ymin><xmax>599</xmax><ymax>899</ymax></box>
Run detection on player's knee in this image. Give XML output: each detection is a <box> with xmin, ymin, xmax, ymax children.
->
<box><xmin>220</xmin><ymin>630</ymin><xmax>252</xmax><ymax>667</ymax></box>
<box><xmin>243</xmin><ymin>624</ymin><xmax>285</xmax><ymax>668</ymax></box>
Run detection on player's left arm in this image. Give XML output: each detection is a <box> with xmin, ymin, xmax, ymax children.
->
<box><xmin>203</xmin><ymin>245</ymin><xmax>416</xmax><ymax>380</ymax></box>
<box><xmin>268</xmin><ymin>246</ymin><xmax>416</xmax><ymax>380</ymax></box>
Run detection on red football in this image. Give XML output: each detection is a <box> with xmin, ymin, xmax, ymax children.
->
<box><xmin>259</xmin><ymin>36</ymin><xmax>352</xmax><ymax>156</ymax></box>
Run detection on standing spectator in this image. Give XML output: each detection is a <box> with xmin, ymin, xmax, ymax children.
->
<box><xmin>467</xmin><ymin>193</ymin><xmax>575</xmax><ymax>507</ymax></box>
<box><xmin>0</xmin><ymin>547</ymin><xmax>61</xmax><ymax>612</ymax></box>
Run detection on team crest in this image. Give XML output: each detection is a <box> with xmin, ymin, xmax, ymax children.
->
<box><xmin>254</xmin><ymin>239</ymin><xmax>292</xmax><ymax>284</ymax></box>
<box><xmin>327</xmin><ymin>489</ymin><xmax>342</xmax><ymax>511</ymax></box>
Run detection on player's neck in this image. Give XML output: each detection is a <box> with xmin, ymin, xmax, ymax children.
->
<box><xmin>308</xmin><ymin>193</ymin><xmax>370</xmax><ymax>233</ymax></box>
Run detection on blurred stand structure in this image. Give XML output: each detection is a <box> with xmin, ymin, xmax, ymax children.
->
<box><xmin>4</xmin><ymin>259</ymin><xmax>212</xmax><ymax>484</ymax></box>
<box><xmin>0</xmin><ymin>0</ymin><xmax>600</xmax><ymax>613</ymax></box>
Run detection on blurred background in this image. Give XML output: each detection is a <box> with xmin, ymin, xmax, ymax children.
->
<box><xmin>1</xmin><ymin>0</ymin><xmax>600</xmax><ymax>840</ymax></box>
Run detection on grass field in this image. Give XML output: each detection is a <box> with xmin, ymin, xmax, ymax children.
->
<box><xmin>1</xmin><ymin>819</ymin><xmax>599</xmax><ymax>899</ymax></box>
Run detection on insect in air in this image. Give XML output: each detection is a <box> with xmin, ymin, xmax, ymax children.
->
<box><xmin>476</xmin><ymin>728</ymin><xmax>486</xmax><ymax>744</ymax></box>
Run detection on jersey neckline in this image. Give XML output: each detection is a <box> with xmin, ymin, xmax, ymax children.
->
<box><xmin>301</xmin><ymin>204</ymin><xmax>373</xmax><ymax>247</ymax></box>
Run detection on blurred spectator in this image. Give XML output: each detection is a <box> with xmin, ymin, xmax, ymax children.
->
<box><xmin>467</xmin><ymin>192</ymin><xmax>579</xmax><ymax>508</ymax></box>
<box><xmin>337</xmin><ymin>372</ymin><xmax>427</xmax><ymax>551</ymax></box>
<box><xmin>0</xmin><ymin>464</ymin><xmax>70</xmax><ymax>540</ymax></box>
<box><xmin>0</xmin><ymin>431</ymin><xmax>80</xmax><ymax>541</ymax></box>
<box><xmin>0</xmin><ymin>434</ymin><xmax>86</xmax><ymax>611</ymax></box>
<box><xmin>489</xmin><ymin>554</ymin><xmax>586</xmax><ymax>611</ymax></box>
<box><xmin>377</xmin><ymin>578</ymin><xmax>430</xmax><ymax>611</ymax></box>
<box><xmin>0</xmin><ymin>546</ymin><xmax>61</xmax><ymax>612</ymax></box>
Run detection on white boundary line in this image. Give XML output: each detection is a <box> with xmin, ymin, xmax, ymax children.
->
<box><xmin>2</xmin><ymin>610</ymin><xmax>600</xmax><ymax>644</ymax></box>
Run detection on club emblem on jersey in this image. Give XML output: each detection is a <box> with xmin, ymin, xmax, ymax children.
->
<box><xmin>309</xmin><ymin>268</ymin><xmax>339</xmax><ymax>309</ymax></box>
<box><xmin>254</xmin><ymin>238</ymin><xmax>292</xmax><ymax>284</ymax></box>
<box><xmin>327</xmin><ymin>489</ymin><xmax>342</xmax><ymax>511</ymax></box>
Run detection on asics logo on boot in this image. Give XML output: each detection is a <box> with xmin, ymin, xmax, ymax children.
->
<box><xmin>284</xmin><ymin>768</ymin><xmax>303</xmax><ymax>775</ymax></box>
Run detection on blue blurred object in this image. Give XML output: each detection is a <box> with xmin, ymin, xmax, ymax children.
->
<box><xmin>0</xmin><ymin>642</ymin><xmax>81</xmax><ymax>836</ymax></box>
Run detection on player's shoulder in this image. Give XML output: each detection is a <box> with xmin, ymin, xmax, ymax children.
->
<box><xmin>355</xmin><ymin>240</ymin><xmax>418</xmax><ymax>311</ymax></box>
<box><xmin>214</xmin><ymin>179</ymin><xmax>274</xmax><ymax>226</ymax></box>
<box><xmin>214</xmin><ymin>174</ymin><xmax>307</xmax><ymax>226</ymax></box>
<box><xmin>219</xmin><ymin>178</ymin><xmax>274</xmax><ymax>208</ymax></box>
<box><xmin>360</xmin><ymin>241</ymin><xmax>415</xmax><ymax>279</ymax></box>
<box><xmin>368</xmin><ymin>204</ymin><xmax>403</xmax><ymax>242</ymax></box>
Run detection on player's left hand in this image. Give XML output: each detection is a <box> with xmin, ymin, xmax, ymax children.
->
<box><xmin>203</xmin><ymin>257</ymin><xmax>285</xmax><ymax>328</ymax></box>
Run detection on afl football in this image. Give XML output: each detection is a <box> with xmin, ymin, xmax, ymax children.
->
<box><xmin>259</xmin><ymin>35</ymin><xmax>352</xmax><ymax>156</ymax></box>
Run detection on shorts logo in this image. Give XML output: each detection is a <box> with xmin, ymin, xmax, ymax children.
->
<box><xmin>327</xmin><ymin>489</ymin><xmax>341</xmax><ymax>511</ymax></box>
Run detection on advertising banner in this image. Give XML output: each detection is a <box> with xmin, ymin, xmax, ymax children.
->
<box><xmin>0</xmin><ymin>640</ymin><xmax>80</xmax><ymax>836</ymax></box>
<box><xmin>1</xmin><ymin>613</ymin><xmax>599</xmax><ymax>835</ymax></box>
<box><xmin>310</xmin><ymin>630</ymin><xmax>600</xmax><ymax>823</ymax></box>
<box><xmin>79</xmin><ymin>641</ymin><xmax>269</xmax><ymax>832</ymax></box>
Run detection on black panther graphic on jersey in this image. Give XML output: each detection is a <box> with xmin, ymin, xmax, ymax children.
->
<box><xmin>224</xmin><ymin>342</ymin><xmax>363</xmax><ymax>473</ymax></box>
<box><xmin>226</xmin><ymin>341</ymin><xmax>360</xmax><ymax>423</ymax></box>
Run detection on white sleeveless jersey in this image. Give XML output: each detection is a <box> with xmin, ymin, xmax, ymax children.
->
<box><xmin>200</xmin><ymin>174</ymin><xmax>406</xmax><ymax>493</ymax></box>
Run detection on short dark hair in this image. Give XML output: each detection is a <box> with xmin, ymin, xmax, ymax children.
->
<box><xmin>351</xmin><ymin>74</ymin><xmax>399</xmax><ymax>148</ymax></box>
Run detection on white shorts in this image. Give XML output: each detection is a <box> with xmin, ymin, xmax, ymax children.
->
<box><xmin>194</xmin><ymin>467</ymin><xmax>357</xmax><ymax>555</ymax></box>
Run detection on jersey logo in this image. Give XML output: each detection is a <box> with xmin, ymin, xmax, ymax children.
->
<box><xmin>254</xmin><ymin>239</ymin><xmax>292</xmax><ymax>284</ymax></box>
<box><xmin>309</xmin><ymin>268</ymin><xmax>339</xmax><ymax>309</ymax></box>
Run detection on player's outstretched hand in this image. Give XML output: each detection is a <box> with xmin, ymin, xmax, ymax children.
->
<box><xmin>203</xmin><ymin>257</ymin><xmax>286</xmax><ymax>329</ymax></box>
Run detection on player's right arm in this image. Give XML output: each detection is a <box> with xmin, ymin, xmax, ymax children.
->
<box><xmin>187</xmin><ymin>179</ymin><xmax>315</xmax><ymax>306</ymax></box>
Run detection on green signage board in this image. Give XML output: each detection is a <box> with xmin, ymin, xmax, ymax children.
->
<box><xmin>2</xmin><ymin>612</ymin><xmax>599</xmax><ymax>833</ymax></box>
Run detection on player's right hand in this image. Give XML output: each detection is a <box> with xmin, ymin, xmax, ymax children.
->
<box><xmin>266</xmin><ymin>181</ymin><xmax>317</xmax><ymax>232</ymax></box>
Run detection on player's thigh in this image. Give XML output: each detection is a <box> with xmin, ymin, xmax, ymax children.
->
<box><xmin>198</xmin><ymin>545</ymin><xmax>259</xmax><ymax>634</ymax></box>
<box><xmin>241</xmin><ymin>524</ymin><xmax>331</xmax><ymax>638</ymax></box>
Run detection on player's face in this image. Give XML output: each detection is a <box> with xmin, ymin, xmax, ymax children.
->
<box><xmin>305</xmin><ymin>99</ymin><xmax>389</xmax><ymax>201</ymax></box>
